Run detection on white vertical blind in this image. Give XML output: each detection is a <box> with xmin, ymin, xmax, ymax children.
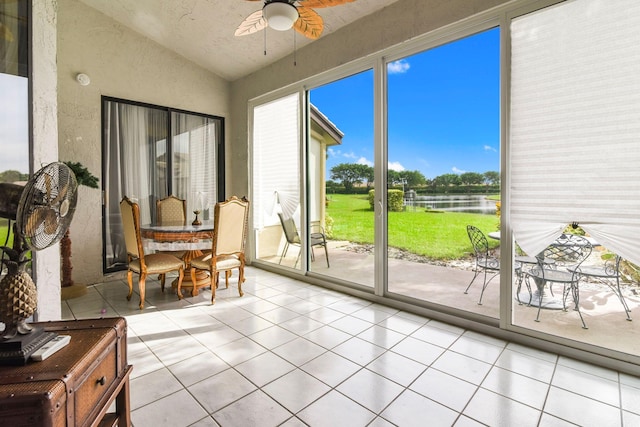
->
<box><xmin>172</xmin><ymin>112</ymin><xmax>217</xmax><ymax>216</ymax></box>
<box><xmin>510</xmin><ymin>0</ymin><xmax>640</xmax><ymax>265</ymax></box>
<box><xmin>252</xmin><ymin>94</ymin><xmax>300</xmax><ymax>229</ymax></box>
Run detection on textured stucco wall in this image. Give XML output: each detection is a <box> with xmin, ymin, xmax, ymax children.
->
<box><xmin>56</xmin><ymin>0</ymin><xmax>230</xmax><ymax>284</ymax></box>
<box><xmin>32</xmin><ymin>0</ymin><xmax>61</xmax><ymax>321</ymax></box>
<box><xmin>228</xmin><ymin>0</ymin><xmax>509</xmax><ymax>199</ymax></box>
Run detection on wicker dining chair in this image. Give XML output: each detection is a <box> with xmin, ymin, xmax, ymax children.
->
<box><xmin>120</xmin><ymin>196</ymin><xmax>185</xmax><ymax>309</ymax></box>
<box><xmin>188</xmin><ymin>196</ymin><xmax>249</xmax><ymax>304</ymax></box>
<box><xmin>156</xmin><ymin>195</ymin><xmax>188</xmax><ymax>259</ymax></box>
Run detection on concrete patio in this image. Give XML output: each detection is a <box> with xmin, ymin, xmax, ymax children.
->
<box><xmin>273</xmin><ymin>241</ymin><xmax>640</xmax><ymax>358</ymax></box>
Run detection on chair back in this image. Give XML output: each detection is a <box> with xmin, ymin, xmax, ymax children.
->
<box><xmin>157</xmin><ymin>195</ymin><xmax>186</xmax><ymax>226</ymax></box>
<box><xmin>543</xmin><ymin>234</ymin><xmax>592</xmax><ymax>267</ymax></box>
<box><xmin>278</xmin><ymin>213</ymin><xmax>300</xmax><ymax>244</ymax></box>
<box><xmin>119</xmin><ymin>196</ymin><xmax>144</xmax><ymax>260</ymax></box>
<box><xmin>213</xmin><ymin>196</ymin><xmax>249</xmax><ymax>256</ymax></box>
<box><xmin>466</xmin><ymin>225</ymin><xmax>489</xmax><ymax>257</ymax></box>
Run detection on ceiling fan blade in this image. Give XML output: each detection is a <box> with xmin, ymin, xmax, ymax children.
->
<box><xmin>293</xmin><ymin>7</ymin><xmax>323</xmax><ymax>40</ymax></box>
<box><xmin>298</xmin><ymin>0</ymin><xmax>355</xmax><ymax>8</ymax></box>
<box><xmin>235</xmin><ymin>10</ymin><xmax>267</xmax><ymax>37</ymax></box>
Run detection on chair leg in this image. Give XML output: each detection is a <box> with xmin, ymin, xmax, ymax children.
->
<box><xmin>614</xmin><ymin>277</ymin><xmax>633</xmax><ymax>321</ymax></box>
<box><xmin>237</xmin><ymin>266</ymin><xmax>245</xmax><ymax>297</ymax></box>
<box><xmin>126</xmin><ymin>270</ymin><xmax>133</xmax><ymax>301</ymax></box>
<box><xmin>570</xmin><ymin>283</ymin><xmax>588</xmax><ymax>329</ymax></box>
<box><xmin>478</xmin><ymin>270</ymin><xmax>498</xmax><ymax>306</ymax></box>
<box><xmin>211</xmin><ymin>269</ymin><xmax>218</xmax><ymax>304</ymax></box>
<box><xmin>323</xmin><ymin>244</ymin><xmax>330</xmax><ymax>268</ymax></box>
<box><xmin>176</xmin><ymin>266</ymin><xmax>184</xmax><ymax>300</ymax></box>
<box><xmin>279</xmin><ymin>242</ymin><xmax>290</xmax><ymax>264</ymax></box>
<box><xmin>464</xmin><ymin>267</ymin><xmax>480</xmax><ymax>294</ymax></box>
<box><xmin>138</xmin><ymin>272</ymin><xmax>147</xmax><ymax>310</ymax></box>
<box><xmin>160</xmin><ymin>274</ymin><xmax>166</xmax><ymax>292</ymax></box>
<box><xmin>225</xmin><ymin>271</ymin><xmax>231</xmax><ymax>288</ymax></box>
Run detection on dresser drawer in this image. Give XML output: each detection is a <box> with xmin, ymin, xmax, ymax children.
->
<box><xmin>75</xmin><ymin>341</ymin><xmax>117</xmax><ymax>425</ymax></box>
<box><xmin>0</xmin><ymin>318</ymin><xmax>131</xmax><ymax>427</ymax></box>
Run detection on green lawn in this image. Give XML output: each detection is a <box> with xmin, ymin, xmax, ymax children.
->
<box><xmin>0</xmin><ymin>219</ymin><xmax>13</xmax><ymax>249</ymax></box>
<box><xmin>326</xmin><ymin>193</ymin><xmax>499</xmax><ymax>260</ymax></box>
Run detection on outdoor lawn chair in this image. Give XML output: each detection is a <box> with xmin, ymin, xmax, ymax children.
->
<box><xmin>522</xmin><ymin>234</ymin><xmax>592</xmax><ymax>328</ymax></box>
<box><xmin>278</xmin><ymin>213</ymin><xmax>329</xmax><ymax>268</ymax></box>
<box><xmin>189</xmin><ymin>196</ymin><xmax>249</xmax><ymax>304</ymax></box>
<box><xmin>464</xmin><ymin>225</ymin><xmax>499</xmax><ymax>305</ymax></box>
<box><xmin>120</xmin><ymin>196</ymin><xmax>185</xmax><ymax>309</ymax></box>
<box><xmin>568</xmin><ymin>254</ymin><xmax>632</xmax><ymax>324</ymax></box>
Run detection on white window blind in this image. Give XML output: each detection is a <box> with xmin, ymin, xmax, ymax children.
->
<box><xmin>252</xmin><ymin>94</ymin><xmax>300</xmax><ymax>229</ymax></box>
<box><xmin>510</xmin><ymin>0</ymin><xmax>640</xmax><ymax>265</ymax></box>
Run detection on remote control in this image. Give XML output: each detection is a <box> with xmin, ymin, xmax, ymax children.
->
<box><xmin>30</xmin><ymin>335</ymin><xmax>71</xmax><ymax>361</ymax></box>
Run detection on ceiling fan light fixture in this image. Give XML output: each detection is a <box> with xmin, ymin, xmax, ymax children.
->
<box><xmin>263</xmin><ymin>2</ymin><xmax>298</xmax><ymax>31</ymax></box>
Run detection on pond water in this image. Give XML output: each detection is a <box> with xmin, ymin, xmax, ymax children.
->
<box><xmin>405</xmin><ymin>194</ymin><xmax>498</xmax><ymax>215</ymax></box>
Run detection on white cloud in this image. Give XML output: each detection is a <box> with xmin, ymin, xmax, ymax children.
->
<box><xmin>343</xmin><ymin>151</ymin><xmax>358</xmax><ymax>160</ymax></box>
<box><xmin>388</xmin><ymin>161</ymin><xmax>405</xmax><ymax>171</ymax></box>
<box><xmin>357</xmin><ymin>157</ymin><xmax>373</xmax><ymax>167</ymax></box>
<box><xmin>387</xmin><ymin>60</ymin><xmax>410</xmax><ymax>74</ymax></box>
<box><xmin>328</xmin><ymin>148</ymin><xmax>340</xmax><ymax>157</ymax></box>
<box><xmin>452</xmin><ymin>167</ymin><xmax>466</xmax><ymax>174</ymax></box>
<box><xmin>483</xmin><ymin>145</ymin><xmax>497</xmax><ymax>152</ymax></box>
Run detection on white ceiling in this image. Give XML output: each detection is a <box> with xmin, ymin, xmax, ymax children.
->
<box><xmin>77</xmin><ymin>0</ymin><xmax>401</xmax><ymax>82</ymax></box>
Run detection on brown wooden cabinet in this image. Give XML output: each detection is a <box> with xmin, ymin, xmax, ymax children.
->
<box><xmin>0</xmin><ymin>317</ymin><xmax>131</xmax><ymax>426</ymax></box>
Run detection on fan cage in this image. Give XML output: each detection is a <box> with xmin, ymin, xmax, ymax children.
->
<box><xmin>16</xmin><ymin>162</ymin><xmax>78</xmax><ymax>251</ymax></box>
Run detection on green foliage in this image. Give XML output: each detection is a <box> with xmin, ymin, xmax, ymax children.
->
<box><xmin>64</xmin><ymin>161</ymin><xmax>99</xmax><ymax>189</ymax></box>
<box><xmin>388</xmin><ymin>169</ymin><xmax>427</xmax><ymax>187</ymax></box>
<box><xmin>324</xmin><ymin>215</ymin><xmax>334</xmax><ymax>238</ymax></box>
<box><xmin>388</xmin><ymin>189</ymin><xmax>404</xmax><ymax>212</ymax></box>
<box><xmin>367</xmin><ymin>189</ymin><xmax>404</xmax><ymax>211</ymax></box>
<box><xmin>0</xmin><ymin>170</ymin><xmax>29</xmax><ymax>183</ymax></box>
<box><xmin>327</xmin><ymin>194</ymin><xmax>499</xmax><ymax>260</ymax></box>
<box><xmin>330</xmin><ymin>163</ymin><xmax>374</xmax><ymax>193</ymax></box>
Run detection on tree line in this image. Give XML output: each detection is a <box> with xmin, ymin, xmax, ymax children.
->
<box><xmin>0</xmin><ymin>170</ymin><xmax>29</xmax><ymax>183</ymax></box>
<box><xmin>328</xmin><ymin>163</ymin><xmax>499</xmax><ymax>193</ymax></box>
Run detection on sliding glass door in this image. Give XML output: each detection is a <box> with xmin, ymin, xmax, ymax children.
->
<box><xmin>509</xmin><ymin>0</ymin><xmax>640</xmax><ymax>357</ymax></box>
<box><xmin>102</xmin><ymin>98</ymin><xmax>224</xmax><ymax>272</ymax></box>
<box><xmin>308</xmin><ymin>70</ymin><xmax>375</xmax><ymax>288</ymax></box>
<box><xmin>251</xmin><ymin>94</ymin><xmax>302</xmax><ymax>270</ymax></box>
<box><xmin>386</xmin><ymin>29</ymin><xmax>501</xmax><ymax>317</ymax></box>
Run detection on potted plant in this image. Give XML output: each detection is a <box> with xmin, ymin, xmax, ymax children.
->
<box><xmin>61</xmin><ymin>161</ymin><xmax>98</xmax><ymax>299</ymax></box>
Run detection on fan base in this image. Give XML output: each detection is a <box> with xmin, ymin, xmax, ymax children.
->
<box><xmin>0</xmin><ymin>327</ymin><xmax>57</xmax><ymax>365</ymax></box>
<box><xmin>61</xmin><ymin>283</ymin><xmax>88</xmax><ymax>300</ymax></box>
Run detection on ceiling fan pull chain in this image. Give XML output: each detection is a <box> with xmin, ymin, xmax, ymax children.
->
<box><xmin>264</xmin><ymin>29</ymin><xmax>267</xmax><ymax>56</ymax></box>
<box><xmin>293</xmin><ymin>31</ymin><xmax>297</xmax><ymax>66</ymax></box>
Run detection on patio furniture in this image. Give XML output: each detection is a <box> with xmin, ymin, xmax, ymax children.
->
<box><xmin>464</xmin><ymin>225</ymin><xmax>499</xmax><ymax>305</ymax></box>
<box><xmin>156</xmin><ymin>195</ymin><xmax>187</xmax><ymax>226</ymax></box>
<box><xmin>522</xmin><ymin>234</ymin><xmax>592</xmax><ymax>328</ymax></box>
<box><xmin>189</xmin><ymin>196</ymin><xmax>249</xmax><ymax>304</ymax></box>
<box><xmin>140</xmin><ymin>222</ymin><xmax>213</xmax><ymax>296</ymax></box>
<box><xmin>568</xmin><ymin>254</ymin><xmax>632</xmax><ymax>323</ymax></box>
<box><xmin>278</xmin><ymin>213</ymin><xmax>330</xmax><ymax>268</ymax></box>
<box><xmin>156</xmin><ymin>195</ymin><xmax>188</xmax><ymax>259</ymax></box>
<box><xmin>119</xmin><ymin>196</ymin><xmax>185</xmax><ymax>309</ymax></box>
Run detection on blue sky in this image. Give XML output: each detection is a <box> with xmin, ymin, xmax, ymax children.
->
<box><xmin>0</xmin><ymin>73</ymin><xmax>29</xmax><ymax>174</ymax></box>
<box><xmin>310</xmin><ymin>27</ymin><xmax>500</xmax><ymax>180</ymax></box>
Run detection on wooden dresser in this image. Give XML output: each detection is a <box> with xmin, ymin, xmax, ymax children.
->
<box><xmin>0</xmin><ymin>317</ymin><xmax>131</xmax><ymax>426</ymax></box>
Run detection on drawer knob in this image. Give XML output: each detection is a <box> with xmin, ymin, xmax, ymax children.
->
<box><xmin>97</xmin><ymin>376</ymin><xmax>106</xmax><ymax>386</ymax></box>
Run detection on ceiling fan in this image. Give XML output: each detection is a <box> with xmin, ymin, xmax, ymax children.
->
<box><xmin>235</xmin><ymin>0</ymin><xmax>356</xmax><ymax>40</ymax></box>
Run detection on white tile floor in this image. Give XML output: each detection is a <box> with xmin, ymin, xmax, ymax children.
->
<box><xmin>61</xmin><ymin>267</ymin><xmax>640</xmax><ymax>427</ymax></box>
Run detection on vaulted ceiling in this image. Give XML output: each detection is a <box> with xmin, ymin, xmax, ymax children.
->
<box><xmin>77</xmin><ymin>0</ymin><xmax>402</xmax><ymax>81</ymax></box>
